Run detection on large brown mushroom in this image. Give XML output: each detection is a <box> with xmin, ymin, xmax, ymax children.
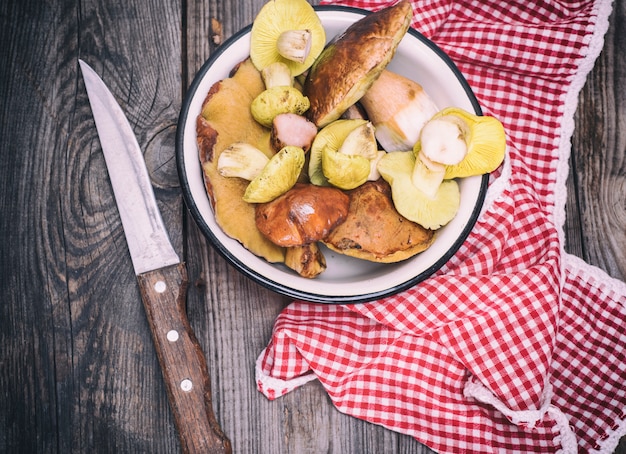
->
<box><xmin>303</xmin><ymin>0</ymin><xmax>413</xmax><ymax>127</ymax></box>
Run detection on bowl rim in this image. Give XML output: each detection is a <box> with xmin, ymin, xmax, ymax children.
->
<box><xmin>176</xmin><ymin>5</ymin><xmax>488</xmax><ymax>304</ymax></box>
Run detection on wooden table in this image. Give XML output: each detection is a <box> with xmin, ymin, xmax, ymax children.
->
<box><xmin>1</xmin><ymin>0</ymin><xmax>624</xmax><ymax>452</ymax></box>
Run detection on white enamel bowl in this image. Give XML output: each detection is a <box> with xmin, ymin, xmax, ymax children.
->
<box><xmin>176</xmin><ymin>6</ymin><xmax>487</xmax><ymax>303</ymax></box>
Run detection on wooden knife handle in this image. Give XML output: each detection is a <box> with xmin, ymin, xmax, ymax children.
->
<box><xmin>137</xmin><ymin>263</ymin><xmax>232</xmax><ymax>454</ymax></box>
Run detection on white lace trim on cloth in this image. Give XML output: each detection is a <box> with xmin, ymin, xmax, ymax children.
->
<box><xmin>255</xmin><ymin>348</ymin><xmax>318</xmax><ymax>399</ymax></box>
<box><xmin>590</xmin><ymin>413</ymin><xmax>626</xmax><ymax>454</ymax></box>
<box><xmin>463</xmin><ymin>379</ymin><xmax>578</xmax><ymax>453</ymax></box>
<box><xmin>463</xmin><ymin>377</ymin><xmax>553</xmax><ymax>428</ymax></box>
<box><xmin>591</xmin><ymin>415</ymin><xmax>626</xmax><ymax>454</ymax></box>
<box><xmin>565</xmin><ymin>254</ymin><xmax>626</xmax><ymax>302</ymax></box>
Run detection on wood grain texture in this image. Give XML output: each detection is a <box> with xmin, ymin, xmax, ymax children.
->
<box><xmin>0</xmin><ymin>0</ymin><xmax>624</xmax><ymax>453</ymax></box>
<box><xmin>1</xmin><ymin>0</ymin><xmax>184</xmax><ymax>452</ymax></box>
<box><xmin>567</xmin><ymin>0</ymin><xmax>626</xmax><ymax>283</ymax></box>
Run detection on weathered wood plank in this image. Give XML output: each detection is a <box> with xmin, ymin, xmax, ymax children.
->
<box><xmin>1</xmin><ymin>1</ymin><xmax>86</xmax><ymax>452</ymax></box>
<box><xmin>568</xmin><ymin>0</ymin><xmax>626</xmax><ymax>283</ymax></box>
<box><xmin>1</xmin><ymin>0</ymin><xmax>185</xmax><ymax>452</ymax></box>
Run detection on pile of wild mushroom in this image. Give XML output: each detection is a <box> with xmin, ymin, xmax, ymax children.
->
<box><xmin>200</xmin><ymin>0</ymin><xmax>506</xmax><ymax>277</ymax></box>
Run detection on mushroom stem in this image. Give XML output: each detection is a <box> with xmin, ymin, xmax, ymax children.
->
<box><xmin>411</xmin><ymin>114</ymin><xmax>468</xmax><ymax>198</ymax></box>
<box><xmin>261</xmin><ymin>62</ymin><xmax>293</xmax><ymax>88</ymax></box>
<box><xmin>284</xmin><ymin>244</ymin><xmax>327</xmax><ymax>278</ymax></box>
<box><xmin>338</xmin><ymin>122</ymin><xmax>377</xmax><ymax>159</ymax></box>
<box><xmin>420</xmin><ymin>115</ymin><xmax>468</xmax><ymax>165</ymax></box>
<box><xmin>411</xmin><ymin>150</ymin><xmax>446</xmax><ymax>199</ymax></box>
<box><xmin>217</xmin><ymin>142</ymin><xmax>270</xmax><ymax>180</ymax></box>
<box><xmin>441</xmin><ymin>108</ymin><xmax>507</xmax><ymax>180</ymax></box>
<box><xmin>359</xmin><ymin>70</ymin><xmax>439</xmax><ymax>152</ymax></box>
<box><xmin>277</xmin><ymin>29</ymin><xmax>312</xmax><ymax>63</ymax></box>
<box><xmin>368</xmin><ymin>150</ymin><xmax>387</xmax><ymax>181</ymax></box>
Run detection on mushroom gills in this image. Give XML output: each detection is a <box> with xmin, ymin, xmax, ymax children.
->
<box><xmin>377</xmin><ymin>150</ymin><xmax>460</xmax><ymax>230</ymax></box>
<box><xmin>249</xmin><ymin>0</ymin><xmax>326</xmax><ymax>76</ymax></box>
<box><xmin>411</xmin><ymin>107</ymin><xmax>507</xmax><ymax>197</ymax></box>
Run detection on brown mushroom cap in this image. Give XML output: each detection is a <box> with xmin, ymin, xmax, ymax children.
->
<box><xmin>303</xmin><ymin>0</ymin><xmax>412</xmax><ymax>127</ymax></box>
<box><xmin>323</xmin><ymin>179</ymin><xmax>435</xmax><ymax>263</ymax></box>
<box><xmin>255</xmin><ymin>183</ymin><xmax>350</xmax><ymax>247</ymax></box>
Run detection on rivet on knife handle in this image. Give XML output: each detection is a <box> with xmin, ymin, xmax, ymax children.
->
<box><xmin>137</xmin><ymin>263</ymin><xmax>232</xmax><ymax>454</ymax></box>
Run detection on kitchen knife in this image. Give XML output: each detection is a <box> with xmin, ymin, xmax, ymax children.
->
<box><xmin>79</xmin><ymin>59</ymin><xmax>231</xmax><ymax>454</ymax></box>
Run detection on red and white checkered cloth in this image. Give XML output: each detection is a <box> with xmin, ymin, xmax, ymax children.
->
<box><xmin>256</xmin><ymin>1</ymin><xmax>626</xmax><ymax>452</ymax></box>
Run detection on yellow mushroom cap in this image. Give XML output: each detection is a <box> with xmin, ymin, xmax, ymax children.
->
<box><xmin>250</xmin><ymin>86</ymin><xmax>310</xmax><ymax>128</ymax></box>
<box><xmin>423</xmin><ymin>107</ymin><xmax>507</xmax><ymax>180</ymax></box>
<box><xmin>321</xmin><ymin>144</ymin><xmax>371</xmax><ymax>190</ymax></box>
<box><xmin>308</xmin><ymin>119</ymin><xmax>368</xmax><ymax>186</ymax></box>
<box><xmin>243</xmin><ymin>145</ymin><xmax>305</xmax><ymax>203</ymax></box>
<box><xmin>377</xmin><ymin>151</ymin><xmax>460</xmax><ymax>230</ymax></box>
<box><xmin>250</xmin><ymin>0</ymin><xmax>326</xmax><ymax>77</ymax></box>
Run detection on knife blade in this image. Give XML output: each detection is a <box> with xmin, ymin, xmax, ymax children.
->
<box><xmin>79</xmin><ymin>59</ymin><xmax>231</xmax><ymax>454</ymax></box>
